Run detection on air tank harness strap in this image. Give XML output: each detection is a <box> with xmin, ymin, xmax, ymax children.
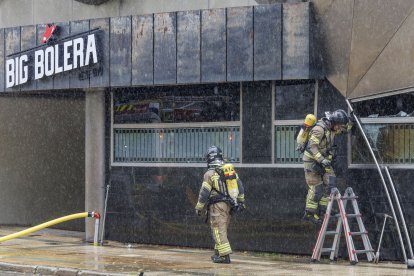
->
<box><xmin>204</xmin><ymin>195</ymin><xmax>232</xmax><ymax>223</ymax></box>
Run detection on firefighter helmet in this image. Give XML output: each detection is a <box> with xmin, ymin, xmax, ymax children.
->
<box><xmin>205</xmin><ymin>145</ymin><xmax>223</xmax><ymax>167</ymax></box>
<box><xmin>328</xmin><ymin>109</ymin><xmax>349</xmax><ymax>125</ymax></box>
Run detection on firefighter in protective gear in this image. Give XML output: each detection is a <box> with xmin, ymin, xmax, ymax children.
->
<box><xmin>195</xmin><ymin>145</ymin><xmax>245</xmax><ymax>264</ymax></box>
<box><xmin>302</xmin><ymin>109</ymin><xmax>351</xmax><ymax>224</ymax></box>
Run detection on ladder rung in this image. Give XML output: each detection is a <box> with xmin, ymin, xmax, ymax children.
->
<box><xmin>349</xmin><ymin>231</ymin><xmax>368</xmax><ymax>236</ymax></box>
<box><xmin>321</xmin><ymin>248</ymin><xmax>335</xmax><ymax>253</ymax></box>
<box><xmin>341</xmin><ymin>196</ymin><xmax>358</xmax><ymax>200</ymax></box>
<box><xmin>346</xmin><ymin>213</ymin><xmax>361</xmax><ymax>218</ymax></box>
<box><xmin>333</xmin><ymin>213</ymin><xmax>361</xmax><ymax>218</ymax></box>
<box><xmin>325</xmin><ymin>231</ymin><xmax>339</xmax><ymax>235</ymax></box>
<box><xmin>355</xmin><ymin>249</ymin><xmax>374</xmax><ymax>254</ymax></box>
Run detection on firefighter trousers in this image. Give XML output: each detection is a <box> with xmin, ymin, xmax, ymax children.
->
<box><xmin>209</xmin><ymin>201</ymin><xmax>232</xmax><ymax>256</ymax></box>
<box><xmin>304</xmin><ymin>161</ymin><xmax>336</xmax><ymax>214</ymax></box>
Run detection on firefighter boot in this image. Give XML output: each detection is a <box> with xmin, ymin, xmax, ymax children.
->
<box><xmin>212</xmin><ymin>254</ymin><xmax>231</xmax><ymax>264</ymax></box>
<box><xmin>211</xmin><ymin>250</ymin><xmax>219</xmax><ymax>261</ymax></box>
<box><xmin>302</xmin><ymin>210</ymin><xmax>322</xmax><ymax>225</ymax></box>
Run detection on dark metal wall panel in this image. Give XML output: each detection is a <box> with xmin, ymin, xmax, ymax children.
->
<box><xmin>90</xmin><ymin>18</ymin><xmax>110</xmax><ymax>88</ymax></box>
<box><xmin>36</xmin><ymin>24</ymin><xmax>54</xmax><ymax>91</ymax></box>
<box><xmin>110</xmin><ymin>16</ymin><xmax>132</xmax><ymax>87</ymax></box>
<box><xmin>154</xmin><ymin>12</ymin><xmax>177</xmax><ymax>85</ymax></box>
<box><xmin>70</xmin><ymin>20</ymin><xmax>90</xmax><ymax>89</ymax></box>
<box><xmin>254</xmin><ymin>5</ymin><xmax>282</xmax><ymax>81</ymax></box>
<box><xmin>177</xmin><ymin>10</ymin><xmax>200</xmax><ymax>84</ymax></box>
<box><xmin>0</xmin><ymin>29</ymin><xmax>5</xmax><ymax>92</ymax></box>
<box><xmin>5</xmin><ymin>27</ymin><xmax>20</xmax><ymax>93</ymax></box>
<box><xmin>53</xmin><ymin>22</ymin><xmax>71</xmax><ymax>90</ymax></box>
<box><xmin>282</xmin><ymin>3</ymin><xmax>310</xmax><ymax>80</ymax></box>
<box><xmin>20</xmin><ymin>25</ymin><xmax>37</xmax><ymax>92</ymax></box>
<box><xmin>201</xmin><ymin>9</ymin><xmax>226</xmax><ymax>82</ymax></box>
<box><xmin>227</xmin><ymin>7</ymin><xmax>253</xmax><ymax>82</ymax></box>
<box><xmin>132</xmin><ymin>14</ymin><xmax>153</xmax><ymax>86</ymax></box>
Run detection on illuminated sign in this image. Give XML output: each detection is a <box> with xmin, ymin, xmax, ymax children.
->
<box><xmin>5</xmin><ymin>24</ymin><xmax>101</xmax><ymax>88</ymax></box>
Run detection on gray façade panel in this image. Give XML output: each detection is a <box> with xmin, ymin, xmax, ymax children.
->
<box><xmin>282</xmin><ymin>3</ymin><xmax>310</xmax><ymax>80</ymax></box>
<box><xmin>201</xmin><ymin>8</ymin><xmax>226</xmax><ymax>83</ymax></box>
<box><xmin>110</xmin><ymin>16</ymin><xmax>132</xmax><ymax>87</ymax></box>
<box><xmin>0</xmin><ymin>29</ymin><xmax>4</xmax><ymax>92</ymax></box>
<box><xmin>154</xmin><ymin>12</ymin><xmax>177</xmax><ymax>85</ymax></box>
<box><xmin>132</xmin><ymin>14</ymin><xmax>153</xmax><ymax>86</ymax></box>
<box><xmin>254</xmin><ymin>4</ymin><xmax>282</xmax><ymax>81</ymax></box>
<box><xmin>227</xmin><ymin>6</ymin><xmax>253</xmax><ymax>82</ymax></box>
<box><xmin>5</xmin><ymin>27</ymin><xmax>20</xmax><ymax>93</ymax></box>
<box><xmin>69</xmin><ymin>20</ymin><xmax>90</xmax><ymax>89</ymax></box>
<box><xmin>53</xmin><ymin>22</ymin><xmax>71</xmax><ymax>90</ymax></box>
<box><xmin>177</xmin><ymin>10</ymin><xmax>201</xmax><ymax>84</ymax></box>
<box><xmin>90</xmin><ymin>18</ymin><xmax>110</xmax><ymax>88</ymax></box>
<box><xmin>20</xmin><ymin>25</ymin><xmax>37</xmax><ymax>92</ymax></box>
<box><xmin>36</xmin><ymin>24</ymin><xmax>54</xmax><ymax>91</ymax></box>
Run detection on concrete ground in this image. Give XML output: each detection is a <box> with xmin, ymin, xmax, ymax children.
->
<box><xmin>0</xmin><ymin>226</ymin><xmax>411</xmax><ymax>276</ymax></box>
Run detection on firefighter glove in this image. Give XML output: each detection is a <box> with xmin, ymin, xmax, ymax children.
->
<box><xmin>321</xmin><ymin>159</ymin><xmax>331</xmax><ymax>167</ymax></box>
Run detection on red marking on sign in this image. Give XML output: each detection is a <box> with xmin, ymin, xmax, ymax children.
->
<box><xmin>41</xmin><ymin>24</ymin><xmax>57</xmax><ymax>44</ymax></box>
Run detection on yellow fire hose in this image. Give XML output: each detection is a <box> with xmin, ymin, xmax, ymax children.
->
<box><xmin>0</xmin><ymin>211</ymin><xmax>100</xmax><ymax>245</ymax></box>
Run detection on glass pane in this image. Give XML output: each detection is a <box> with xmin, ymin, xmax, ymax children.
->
<box><xmin>114</xmin><ymin>127</ymin><xmax>240</xmax><ymax>163</ymax></box>
<box><xmin>275</xmin><ymin>125</ymin><xmax>302</xmax><ymax>164</ymax></box>
<box><xmin>352</xmin><ymin>124</ymin><xmax>414</xmax><ymax>164</ymax></box>
<box><xmin>353</xmin><ymin>92</ymin><xmax>414</xmax><ymax>117</ymax></box>
<box><xmin>113</xmin><ymin>84</ymin><xmax>240</xmax><ymax>124</ymax></box>
<box><xmin>275</xmin><ymin>81</ymin><xmax>315</xmax><ymax>120</ymax></box>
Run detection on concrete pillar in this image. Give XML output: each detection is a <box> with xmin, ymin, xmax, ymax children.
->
<box><xmin>85</xmin><ymin>89</ymin><xmax>105</xmax><ymax>241</ymax></box>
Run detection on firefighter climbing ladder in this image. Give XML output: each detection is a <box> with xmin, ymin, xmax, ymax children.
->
<box><xmin>311</xmin><ymin>187</ymin><xmax>375</xmax><ymax>264</ymax></box>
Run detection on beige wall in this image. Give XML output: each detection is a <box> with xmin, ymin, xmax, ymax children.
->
<box><xmin>0</xmin><ymin>0</ymin><xmax>260</xmax><ymax>28</ymax></box>
<box><xmin>0</xmin><ymin>94</ymin><xmax>85</xmax><ymax>230</ymax></box>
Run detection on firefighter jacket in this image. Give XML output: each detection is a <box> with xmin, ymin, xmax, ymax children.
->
<box><xmin>195</xmin><ymin>167</ymin><xmax>245</xmax><ymax>210</ymax></box>
<box><xmin>303</xmin><ymin>118</ymin><xmax>335</xmax><ymax>163</ymax></box>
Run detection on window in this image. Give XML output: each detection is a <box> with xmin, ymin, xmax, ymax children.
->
<box><xmin>273</xmin><ymin>80</ymin><xmax>317</xmax><ymax>164</ymax></box>
<box><xmin>351</xmin><ymin>93</ymin><xmax>414</xmax><ymax>166</ymax></box>
<box><xmin>112</xmin><ymin>84</ymin><xmax>241</xmax><ymax>164</ymax></box>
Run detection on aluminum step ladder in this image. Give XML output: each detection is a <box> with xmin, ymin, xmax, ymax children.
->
<box><xmin>311</xmin><ymin>187</ymin><xmax>375</xmax><ymax>264</ymax></box>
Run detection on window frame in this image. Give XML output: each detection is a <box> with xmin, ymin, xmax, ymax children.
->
<box><xmin>110</xmin><ymin>84</ymin><xmax>243</xmax><ymax>167</ymax></box>
<box><xmin>272</xmin><ymin>80</ymin><xmax>318</xmax><ymax>167</ymax></box>
<box><xmin>348</xmin><ymin>116</ymin><xmax>414</xmax><ymax>169</ymax></box>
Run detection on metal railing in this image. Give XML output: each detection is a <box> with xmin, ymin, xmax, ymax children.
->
<box><xmin>113</xmin><ymin>126</ymin><xmax>240</xmax><ymax>163</ymax></box>
<box><xmin>275</xmin><ymin>125</ymin><xmax>302</xmax><ymax>164</ymax></box>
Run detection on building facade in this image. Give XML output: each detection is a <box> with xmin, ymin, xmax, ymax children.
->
<box><xmin>0</xmin><ymin>0</ymin><xmax>412</xmax><ymax>260</ymax></box>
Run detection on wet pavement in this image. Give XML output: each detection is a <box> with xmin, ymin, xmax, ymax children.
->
<box><xmin>0</xmin><ymin>226</ymin><xmax>412</xmax><ymax>275</ymax></box>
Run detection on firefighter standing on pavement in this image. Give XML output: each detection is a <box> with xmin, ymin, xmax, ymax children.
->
<box><xmin>302</xmin><ymin>109</ymin><xmax>352</xmax><ymax>224</ymax></box>
<box><xmin>195</xmin><ymin>145</ymin><xmax>245</xmax><ymax>264</ymax></box>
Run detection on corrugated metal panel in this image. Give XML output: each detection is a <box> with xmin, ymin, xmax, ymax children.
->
<box><xmin>177</xmin><ymin>10</ymin><xmax>200</xmax><ymax>84</ymax></box>
<box><xmin>90</xmin><ymin>18</ymin><xmax>110</xmax><ymax>88</ymax></box>
<box><xmin>0</xmin><ymin>29</ymin><xmax>4</xmax><ymax>92</ymax></box>
<box><xmin>36</xmin><ymin>24</ymin><xmax>54</xmax><ymax>91</ymax></box>
<box><xmin>201</xmin><ymin>9</ymin><xmax>226</xmax><ymax>82</ymax></box>
<box><xmin>227</xmin><ymin>6</ymin><xmax>253</xmax><ymax>82</ymax></box>
<box><xmin>110</xmin><ymin>16</ymin><xmax>132</xmax><ymax>87</ymax></box>
<box><xmin>132</xmin><ymin>14</ymin><xmax>153</xmax><ymax>86</ymax></box>
<box><xmin>154</xmin><ymin>12</ymin><xmax>177</xmax><ymax>85</ymax></box>
<box><xmin>254</xmin><ymin>4</ymin><xmax>282</xmax><ymax>81</ymax></box>
<box><xmin>53</xmin><ymin>22</ymin><xmax>71</xmax><ymax>90</ymax></box>
<box><xmin>5</xmin><ymin>27</ymin><xmax>20</xmax><ymax>93</ymax></box>
<box><xmin>20</xmin><ymin>25</ymin><xmax>37</xmax><ymax>92</ymax></box>
<box><xmin>282</xmin><ymin>3</ymin><xmax>309</xmax><ymax>80</ymax></box>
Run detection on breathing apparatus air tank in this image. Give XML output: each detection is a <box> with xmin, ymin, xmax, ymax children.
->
<box><xmin>296</xmin><ymin>114</ymin><xmax>317</xmax><ymax>153</ymax></box>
